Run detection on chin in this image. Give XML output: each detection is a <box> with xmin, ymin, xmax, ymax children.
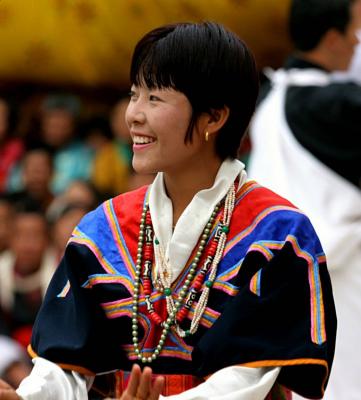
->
<box><xmin>132</xmin><ymin>160</ymin><xmax>159</xmax><ymax>175</ymax></box>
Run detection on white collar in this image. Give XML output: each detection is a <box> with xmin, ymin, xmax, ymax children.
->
<box><xmin>149</xmin><ymin>158</ymin><xmax>246</xmax><ymax>282</ymax></box>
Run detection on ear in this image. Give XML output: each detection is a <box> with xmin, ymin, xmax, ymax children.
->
<box><xmin>206</xmin><ymin>106</ymin><xmax>230</xmax><ymax>134</ymax></box>
<box><xmin>196</xmin><ymin>106</ymin><xmax>230</xmax><ymax>139</ymax></box>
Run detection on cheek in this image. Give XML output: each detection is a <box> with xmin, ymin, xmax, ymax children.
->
<box><xmin>124</xmin><ymin>107</ymin><xmax>132</xmax><ymax>128</ymax></box>
<box><xmin>163</xmin><ymin>110</ymin><xmax>191</xmax><ymax>138</ymax></box>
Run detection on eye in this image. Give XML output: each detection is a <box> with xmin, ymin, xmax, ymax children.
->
<box><xmin>129</xmin><ymin>90</ymin><xmax>138</xmax><ymax>101</ymax></box>
<box><xmin>149</xmin><ymin>94</ymin><xmax>162</xmax><ymax>102</ymax></box>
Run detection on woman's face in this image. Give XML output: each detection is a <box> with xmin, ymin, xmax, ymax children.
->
<box><xmin>126</xmin><ymin>86</ymin><xmax>205</xmax><ymax>175</ymax></box>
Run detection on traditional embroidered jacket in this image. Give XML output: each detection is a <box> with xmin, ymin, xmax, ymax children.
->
<box><xmin>29</xmin><ymin>181</ymin><xmax>336</xmax><ymax>399</ymax></box>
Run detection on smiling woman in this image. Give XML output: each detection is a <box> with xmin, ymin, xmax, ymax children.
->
<box><xmin>0</xmin><ymin>22</ymin><xmax>336</xmax><ymax>400</ymax></box>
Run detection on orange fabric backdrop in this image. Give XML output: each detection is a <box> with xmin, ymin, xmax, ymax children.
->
<box><xmin>0</xmin><ymin>0</ymin><xmax>291</xmax><ymax>87</ymax></box>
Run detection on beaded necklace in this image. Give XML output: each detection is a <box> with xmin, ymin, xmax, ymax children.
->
<box><xmin>132</xmin><ymin>183</ymin><xmax>236</xmax><ymax>364</ymax></box>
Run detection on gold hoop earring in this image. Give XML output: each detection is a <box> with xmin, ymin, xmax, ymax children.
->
<box><xmin>205</xmin><ymin>131</ymin><xmax>209</xmax><ymax>142</ymax></box>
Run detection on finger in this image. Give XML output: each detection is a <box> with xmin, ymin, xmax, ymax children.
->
<box><xmin>124</xmin><ymin>364</ymin><xmax>141</xmax><ymax>397</ymax></box>
<box><xmin>0</xmin><ymin>389</ymin><xmax>21</xmax><ymax>400</ymax></box>
<box><xmin>148</xmin><ymin>376</ymin><xmax>165</xmax><ymax>400</ymax></box>
<box><xmin>135</xmin><ymin>366</ymin><xmax>152</xmax><ymax>399</ymax></box>
<box><xmin>0</xmin><ymin>380</ymin><xmax>13</xmax><ymax>390</ymax></box>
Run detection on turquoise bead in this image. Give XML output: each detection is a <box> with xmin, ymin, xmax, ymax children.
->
<box><xmin>205</xmin><ymin>280</ymin><xmax>213</xmax><ymax>288</ymax></box>
<box><xmin>164</xmin><ymin>288</ymin><xmax>172</xmax><ymax>296</ymax></box>
<box><xmin>221</xmin><ymin>226</ymin><xmax>229</xmax><ymax>233</ymax></box>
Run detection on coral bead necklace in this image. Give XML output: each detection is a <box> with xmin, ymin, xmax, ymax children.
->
<box><xmin>132</xmin><ymin>183</ymin><xmax>236</xmax><ymax>364</ymax></box>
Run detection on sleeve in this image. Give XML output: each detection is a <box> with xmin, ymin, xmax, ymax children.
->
<box><xmin>30</xmin><ymin>242</ymin><xmax>130</xmax><ymax>375</ymax></box>
<box><xmin>16</xmin><ymin>357</ymin><xmax>91</xmax><ymax>400</ymax></box>
<box><xmin>161</xmin><ymin>366</ymin><xmax>280</xmax><ymax>400</ymax></box>
<box><xmin>192</xmin><ymin>215</ymin><xmax>336</xmax><ymax>399</ymax></box>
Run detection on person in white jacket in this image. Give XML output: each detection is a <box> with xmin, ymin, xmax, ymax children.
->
<box><xmin>248</xmin><ymin>0</ymin><xmax>361</xmax><ymax>399</ymax></box>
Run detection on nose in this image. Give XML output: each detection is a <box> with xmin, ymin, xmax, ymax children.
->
<box><xmin>126</xmin><ymin>99</ymin><xmax>146</xmax><ymax>128</ymax></box>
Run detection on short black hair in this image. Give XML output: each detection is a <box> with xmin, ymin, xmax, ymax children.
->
<box><xmin>130</xmin><ymin>21</ymin><xmax>259</xmax><ymax>160</ymax></box>
<box><xmin>289</xmin><ymin>0</ymin><xmax>356</xmax><ymax>51</ymax></box>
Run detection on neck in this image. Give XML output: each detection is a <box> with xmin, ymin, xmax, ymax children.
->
<box><xmin>296</xmin><ymin>50</ymin><xmax>332</xmax><ymax>72</ymax></box>
<box><xmin>163</xmin><ymin>156</ymin><xmax>223</xmax><ymax>225</ymax></box>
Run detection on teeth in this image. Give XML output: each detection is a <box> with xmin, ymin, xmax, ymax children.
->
<box><xmin>133</xmin><ymin>135</ymin><xmax>155</xmax><ymax>144</ymax></box>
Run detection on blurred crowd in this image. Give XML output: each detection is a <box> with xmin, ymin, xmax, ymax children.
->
<box><xmin>0</xmin><ymin>92</ymin><xmax>155</xmax><ymax>386</ymax></box>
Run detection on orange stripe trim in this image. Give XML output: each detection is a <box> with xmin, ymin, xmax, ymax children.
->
<box><xmin>56</xmin><ymin>363</ymin><xmax>95</xmax><ymax>376</ymax></box>
<box><xmin>204</xmin><ymin>358</ymin><xmax>328</xmax><ymax>394</ymax></box>
<box><xmin>240</xmin><ymin>358</ymin><xmax>328</xmax><ymax>369</ymax></box>
<box><xmin>240</xmin><ymin>358</ymin><xmax>329</xmax><ymax>395</ymax></box>
<box><xmin>27</xmin><ymin>345</ymin><xmax>96</xmax><ymax>376</ymax></box>
<box><xmin>27</xmin><ymin>344</ymin><xmax>37</xmax><ymax>358</ymax></box>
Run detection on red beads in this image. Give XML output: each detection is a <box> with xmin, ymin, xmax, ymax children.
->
<box><xmin>176</xmin><ymin>307</ymin><xmax>188</xmax><ymax>323</ymax></box>
<box><xmin>143</xmin><ymin>278</ymin><xmax>152</xmax><ymax>295</ymax></box>
<box><xmin>143</xmin><ymin>246</ymin><xmax>153</xmax><ymax>260</ymax></box>
<box><xmin>149</xmin><ymin>310</ymin><xmax>163</xmax><ymax>325</ymax></box>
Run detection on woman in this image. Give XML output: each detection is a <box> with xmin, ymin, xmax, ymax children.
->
<box><xmin>0</xmin><ymin>22</ymin><xmax>336</xmax><ymax>399</ymax></box>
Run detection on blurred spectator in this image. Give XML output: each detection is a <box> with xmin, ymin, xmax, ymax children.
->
<box><xmin>0</xmin><ymin>202</ymin><xmax>56</xmax><ymax>349</ymax></box>
<box><xmin>333</xmin><ymin>39</ymin><xmax>361</xmax><ymax>83</ymax></box>
<box><xmin>40</xmin><ymin>94</ymin><xmax>94</xmax><ymax>194</ymax></box>
<box><xmin>0</xmin><ymin>97</ymin><xmax>24</xmax><ymax>193</ymax></box>
<box><xmin>51</xmin><ymin>203</ymin><xmax>89</xmax><ymax>261</ymax></box>
<box><xmin>81</xmin><ymin>114</ymin><xmax>113</xmax><ymax>152</ymax></box>
<box><xmin>0</xmin><ymin>335</ymin><xmax>31</xmax><ymax>388</ymax></box>
<box><xmin>92</xmin><ymin>97</ymin><xmax>132</xmax><ymax>197</ymax></box>
<box><xmin>47</xmin><ymin>179</ymin><xmax>101</xmax><ymax>223</ymax></box>
<box><xmin>9</xmin><ymin>147</ymin><xmax>54</xmax><ymax>213</ymax></box>
<box><xmin>62</xmin><ymin>179</ymin><xmax>100</xmax><ymax>208</ymax></box>
<box><xmin>0</xmin><ymin>195</ymin><xmax>14</xmax><ymax>254</ymax></box>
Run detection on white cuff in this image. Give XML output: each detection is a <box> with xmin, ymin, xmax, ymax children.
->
<box><xmin>160</xmin><ymin>366</ymin><xmax>280</xmax><ymax>400</ymax></box>
<box><xmin>16</xmin><ymin>357</ymin><xmax>89</xmax><ymax>400</ymax></box>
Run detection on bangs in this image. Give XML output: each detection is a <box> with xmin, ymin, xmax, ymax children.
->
<box><xmin>130</xmin><ymin>24</ymin><xmax>187</xmax><ymax>90</ymax></box>
<box><xmin>130</xmin><ymin>23</ymin><xmax>207</xmax><ymax>93</ymax></box>
<box><xmin>131</xmin><ymin>45</ymin><xmax>177</xmax><ymax>89</ymax></box>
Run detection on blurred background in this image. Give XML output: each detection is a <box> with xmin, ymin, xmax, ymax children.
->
<box><xmin>0</xmin><ymin>0</ymin><xmax>290</xmax><ymax>87</ymax></box>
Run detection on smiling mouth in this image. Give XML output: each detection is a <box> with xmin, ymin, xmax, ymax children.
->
<box><xmin>133</xmin><ymin>135</ymin><xmax>156</xmax><ymax>145</ymax></box>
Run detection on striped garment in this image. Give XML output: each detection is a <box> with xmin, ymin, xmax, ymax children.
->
<box><xmin>30</xmin><ymin>181</ymin><xmax>336</xmax><ymax>399</ymax></box>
